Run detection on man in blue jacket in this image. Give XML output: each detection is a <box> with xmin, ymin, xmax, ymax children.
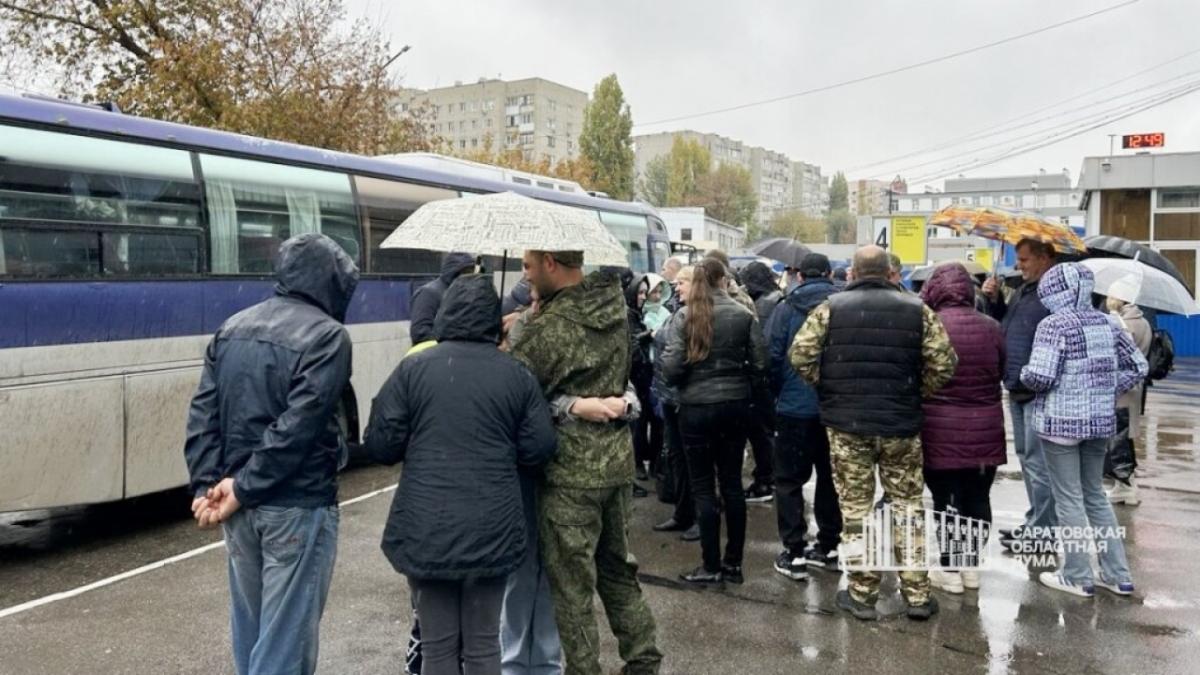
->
<box><xmin>185</xmin><ymin>233</ymin><xmax>358</xmax><ymax>675</ymax></box>
<box><xmin>981</xmin><ymin>239</ymin><xmax>1058</xmax><ymax>549</ymax></box>
<box><xmin>767</xmin><ymin>253</ymin><xmax>842</xmax><ymax>581</ymax></box>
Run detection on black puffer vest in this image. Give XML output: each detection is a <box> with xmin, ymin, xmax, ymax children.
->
<box><xmin>819</xmin><ymin>278</ymin><xmax>925</xmax><ymax>437</ymax></box>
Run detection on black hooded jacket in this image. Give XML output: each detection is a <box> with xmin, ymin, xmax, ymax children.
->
<box><xmin>184</xmin><ymin>233</ymin><xmax>359</xmax><ymax>508</ymax></box>
<box><xmin>741</xmin><ymin>261</ymin><xmax>783</xmax><ymax>329</ymax></box>
<box><xmin>624</xmin><ymin>273</ymin><xmax>654</xmax><ymax>372</ymax></box>
<box><xmin>409</xmin><ymin>252</ymin><xmax>475</xmax><ymax>344</ymax></box>
<box><xmin>364</xmin><ymin>275</ymin><xmax>557</xmax><ymax>581</ymax></box>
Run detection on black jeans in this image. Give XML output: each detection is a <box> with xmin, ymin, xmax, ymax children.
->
<box><xmin>681</xmin><ymin>399</ymin><xmax>750</xmax><ymax>572</ymax></box>
<box><xmin>747</xmin><ymin>392</ymin><xmax>775</xmax><ymax>486</ymax></box>
<box><xmin>923</xmin><ymin>466</ymin><xmax>997</xmax><ymax>568</ymax></box>
<box><xmin>410</xmin><ymin>576</ymin><xmax>507</xmax><ymax>675</ymax></box>
<box><xmin>631</xmin><ymin>367</ymin><xmax>662</xmax><ymax>474</ymax></box>
<box><xmin>662</xmin><ymin>404</ymin><xmax>693</xmax><ymax>525</ymax></box>
<box><xmin>774</xmin><ymin>415</ymin><xmax>842</xmax><ymax>555</ymax></box>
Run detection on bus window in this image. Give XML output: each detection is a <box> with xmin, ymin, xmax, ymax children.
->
<box><xmin>650</xmin><ymin>239</ymin><xmax>671</xmax><ymax>273</ymax></box>
<box><xmin>0</xmin><ymin>124</ymin><xmax>202</xmax><ymax>277</ymax></box>
<box><xmin>201</xmin><ymin>155</ymin><xmax>360</xmax><ymax>274</ymax></box>
<box><xmin>353</xmin><ymin>176</ymin><xmax>457</xmax><ymax>274</ymax></box>
<box><xmin>597</xmin><ymin>210</ymin><xmax>649</xmax><ymax>273</ymax></box>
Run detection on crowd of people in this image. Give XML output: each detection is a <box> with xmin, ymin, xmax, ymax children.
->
<box><xmin>181</xmin><ymin>230</ymin><xmax>1152</xmax><ymax>675</ymax></box>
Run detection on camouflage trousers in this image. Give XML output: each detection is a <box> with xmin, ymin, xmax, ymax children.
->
<box><xmin>828</xmin><ymin>430</ymin><xmax>931</xmax><ymax>606</ymax></box>
<box><xmin>539</xmin><ymin>484</ymin><xmax>663</xmax><ymax>675</ymax></box>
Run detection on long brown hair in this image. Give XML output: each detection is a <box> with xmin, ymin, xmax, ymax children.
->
<box><xmin>685</xmin><ymin>259</ymin><xmax>726</xmax><ymax>363</ymax></box>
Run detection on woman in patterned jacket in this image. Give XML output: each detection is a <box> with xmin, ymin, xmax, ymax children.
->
<box><xmin>1020</xmin><ymin>263</ymin><xmax>1148</xmax><ymax>599</ymax></box>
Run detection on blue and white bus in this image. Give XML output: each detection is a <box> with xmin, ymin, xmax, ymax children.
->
<box><xmin>0</xmin><ymin>93</ymin><xmax>672</xmax><ymax>511</ymax></box>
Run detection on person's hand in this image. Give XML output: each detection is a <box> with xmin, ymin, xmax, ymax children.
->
<box><xmin>601</xmin><ymin>397</ymin><xmax>628</xmax><ymax>418</ymax></box>
<box><xmin>982</xmin><ymin>276</ymin><xmax>1000</xmax><ymax>301</ymax></box>
<box><xmin>191</xmin><ymin>495</ymin><xmax>208</xmax><ymax>517</ymax></box>
<box><xmin>570</xmin><ymin>397</ymin><xmax>619</xmax><ymax>423</ymax></box>
<box><xmin>197</xmin><ymin>477</ymin><xmax>241</xmax><ymax>528</ymax></box>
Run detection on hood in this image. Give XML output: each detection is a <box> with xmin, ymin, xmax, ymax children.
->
<box><xmin>786</xmin><ymin>277</ymin><xmax>836</xmax><ymax>313</ymax></box>
<box><xmin>274</xmin><ymin>233</ymin><xmax>360</xmax><ymax>321</ymax></box>
<box><xmin>433</xmin><ymin>274</ymin><xmax>501</xmax><ymax>343</ymax></box>
<box><xmin>920</xmin><ymin>263</ymin><xmax>976</xmax><ymax>311</ymax></box>
<box><xmin>544</xmin><ymin>270</ymin><xmax>627</xmax><ymax>332</ymax></box>
<box><xmin>642</xmin><ymin>273</ymin><xmax>672</xmax><ymax>307</ymax></box>
<box><xmin>439</xmin><ymin>251</ymin><xmax>476</xmax><ymax>285</ymax></box>
<box><xmin>501</xmin><ymin>277</ymin><xmax>533</xmax><ymax>315</ymax></box>
<box><xmin>625</xmin><ymin>273</ymin><xmax>650</xmax><ymax>309</ymax></box>
<box><xmin>741</xmin><ymin>261</ymin><xmax>779</xmax><ymax>299</ymax></box>
<box><xmin>1038</xmin><ymin>262</ymin><xmax>1095</xmax><ymax>313</ymax></box>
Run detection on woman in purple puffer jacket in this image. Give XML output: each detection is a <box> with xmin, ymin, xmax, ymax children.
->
<box><xmin>919</xmin><ymin>263</ymin><xmax>1006</xmax><ymax>594</ymax></box>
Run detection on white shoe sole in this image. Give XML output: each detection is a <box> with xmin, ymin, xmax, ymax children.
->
<box><xmin>930</xmin><ymin>578</ymin><xmax>964</xmax><ymax>594</ymax></box>
<box><xmin>1108</xmin><ymin>495</ymin><xmax>1140</xmax><ymax>505</ymax></box>
<box><xmin>773</xmin><ymin>563</ymin><xmax>809</xmax><ymax>581</ymax></box>
<box><xmin>1039</xmin><ymin>572</ymin><xmax>1094</xmax><ymax>598</ymax></box>
<box><xmin>1095</xmin><ymin>581</ymin><xmax>1134</xmax><ymax>596</ymax></box>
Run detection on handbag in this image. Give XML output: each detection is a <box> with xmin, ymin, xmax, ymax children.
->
<box><xmin>1104</xmin><ymin>408</ymin><xmax>1136</xmax><ymax>484</ymax></box>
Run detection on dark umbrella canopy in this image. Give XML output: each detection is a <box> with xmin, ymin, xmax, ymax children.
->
<box><xmin>1085</xmin><ymin>235</ymin><xmax>1190</xmax><ymax>292</ymax></box>
<box><xmin>750</xmin><ymin>238</ymin><xmax>813</xmax><ymax>269</ymax></box>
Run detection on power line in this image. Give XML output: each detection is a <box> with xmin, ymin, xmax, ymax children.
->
<box><xmin>634</xmin><ymin>0</ymin><xmax>1139</xmax><ymax>128</ymax></box>
<box><xmin>873</xmin><ymin>73</ymin><xmax>1200</xmax><ymax>180</ymax></box>
<box><xmin>846</xmin><ymin>44</ymin><xmax>1200</xmax><ymax>174</ymax></box>
<box><xmin>905</xmin><ymin>80</ymin><xmax>1200</xmax><ymax>184</ymax></box>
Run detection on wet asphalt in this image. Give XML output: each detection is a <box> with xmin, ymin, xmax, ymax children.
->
<box><xmin>2</xmin><ymin>363</ymin><xmax>1199</xmax><ymax>674</ymax></box>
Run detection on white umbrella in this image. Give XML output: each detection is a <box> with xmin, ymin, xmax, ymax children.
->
<box><xmin>1081</xmin><ymin>258</ymin><xmax>1200</xmax><ymax>316</ymax></box>
<box><xmin>379</xmin><ymin>191</ymin><xmax>630</xmax><ymax>267</ymax></box>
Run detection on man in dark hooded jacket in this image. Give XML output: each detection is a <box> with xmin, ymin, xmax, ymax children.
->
<box><xmin>739</xmin><ymin>261</ymin><xmax>782</xmax><ymax>503</ymax></box>
<box><xmin>410</xmin><ymin>251</ymin><xmax>476</xmax><ymax>344</ymax></box>
<box><xmin>184</xmin><ymin>233</ymin><xmax>358</xmax><ymax>675</ymax></box>
<box><xmin>766</xmin><ymin>253</ymin><xmax>842</xmax><ymax>580</ymax></box>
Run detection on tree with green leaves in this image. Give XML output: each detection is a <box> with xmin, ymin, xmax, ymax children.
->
<box><xmin>829</xmin><ymin>172</ymin><xmax>849</xmax><ymax>213</ymax></box>
<box><xmin>0</xmin><ymin>0</ymin><xmax>440</xmax><ymax>154</ymax></box>
<box><xmin>636</xmin><ymin>155</ymin><xmax>670</xmax><ymax>206</ymax></box>
<box><xmin>768</xmin><ymin>210</ymin><xmax>826</xmax><ymax>243</ymax></box>
<box><xmin>580</xmin><ymin>73</ymin><xmax>635</xmax><ymax>200</ymax></box>
<box><xmin>667</xmin><ymin>136</ymin><xmax>711</xmax><ymax>206</ymax></box>
<box><xmin>826</xmin><ymin>209</ymin><xmax>856</xmax><ymax>244</ymax></box>
<box><xmin>694</xmin><ymin>163</ymin><xmax>757</xmax><ymax>229</ymax></box>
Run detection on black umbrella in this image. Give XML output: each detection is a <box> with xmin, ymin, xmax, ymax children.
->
<box><xmin>1084</xmin><ymin>235</ymin><xmax>1190</xmax><ymax>293</ymax></box>
<box><xmin>750</xmin><ymin>238</ymin><xmax>812</xmax><ymax>269</ymax></box>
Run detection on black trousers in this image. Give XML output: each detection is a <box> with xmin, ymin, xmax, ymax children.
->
<box><xmin>773</xmin><ymin>415</ymin><xmax>842</xmax><ymax>555</ymax></box>
<box><xmin>410</xmin><ymin>576</ymin><xmax>506</xmax><ymax>675</ymax></box>
<box><xmin>663</xmin><ymin>404</ymin><xmax>694</xmax><ymax>525</ymax></box>
<box><xmin>680</xmin><ymin>399</ymin><xmax>750</xmax><ymax>572</ymax></box>
<box><xmin>923</xmin><ymin>466</ymin><xmax>997</xmax><ymax>568</ymax></box>
<box><xmin>631</xmin><ymin>368</ymin><xmax>661</xmax><ymax>473</ymax></box>
<box><xmin>746</xmin><ymin>392</ymin><xmax>775</xmax><ymax>485</ymax></box>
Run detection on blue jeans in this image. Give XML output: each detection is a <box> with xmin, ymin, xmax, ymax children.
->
<box><xmin>223</xmin><ymin>505</ymin><xmax>339</xmax><ymax>675</ymax></box>
<box><xmin>1042</xmin><ymin>438</ymin><xmax>1133</xmax><ymax>585</ymax></box>
<box><xmin>501</xmin><ymin>475</ymin><xmax>562</xmax><ymax>675</ymax></box>
<box><xmin>1009</xmin><ymin>399</ymin><xmax>1057</xmax><ymax>534</ymax></box>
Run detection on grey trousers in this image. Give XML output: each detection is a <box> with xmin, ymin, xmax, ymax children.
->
<box><xmin>410</xmin><ymin>576</ymin><xmax>507</xmax><ymax>675</ymax></box>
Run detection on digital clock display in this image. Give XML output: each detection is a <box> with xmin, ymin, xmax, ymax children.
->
<box><xmin>1122</xmin><ymin>133</ymin><xmax>1165</xmax><ymax>149</ymax></box>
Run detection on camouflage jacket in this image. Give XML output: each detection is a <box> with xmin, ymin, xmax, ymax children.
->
<box><xmin>789</xmin><ymin>300</ymin><xmax>957</xmax><ymax>398</ymax></box>
<box><xmin>511</xmin><ymin>271</ymin><xmax>633</xmax><ymax>489</ymax></box>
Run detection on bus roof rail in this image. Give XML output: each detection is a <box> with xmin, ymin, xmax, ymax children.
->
<box><xmin>19</xmin><ymin>93</ymin><xmax>121</xmax><ymax>113</ymax></box>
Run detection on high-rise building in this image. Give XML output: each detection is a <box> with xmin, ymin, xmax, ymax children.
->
<box><xmin>847</xmin><ymin>176</ymin><xmax>907</xmax><ymax>216</ymax></box>
<box><xmin>633</xmin><ymin>130</ymin><xmax>805</xmax><ymax>227</ymax></box>
<box><xmin>791</xmin><ymin>161</ymin><xmax>828</xmax><ymax>217</ymax></box>
<box><xmin>398</xmin><ymin>77</ymin><xmax>588</xmax><ymax>165</ymax></box>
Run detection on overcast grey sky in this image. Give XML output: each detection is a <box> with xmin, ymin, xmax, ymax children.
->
<box><xmin>349</xmin><ymin>0</ymin><xmax>1200</xmax><ymax>189</ymax></box>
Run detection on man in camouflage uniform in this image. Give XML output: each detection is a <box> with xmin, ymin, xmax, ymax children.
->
<box><xmin>511</xmin><ymin>250</ymin><xmax>662</xmax><ymax>675</ymax></box>
<box><xmin>789</xmin><ymin>245</ymin><xmax>957</xmax><ymax>621</ymax></box>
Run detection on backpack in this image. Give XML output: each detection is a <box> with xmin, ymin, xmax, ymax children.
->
<box><xmin>1147</xmin><ymin>329</ymin><xmax>1175</xmax><ymax>381</ymax></box>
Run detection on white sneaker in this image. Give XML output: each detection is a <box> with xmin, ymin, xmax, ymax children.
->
<box><xmin>1107</xmin><ymin>478</ymin><xmax>1140</xmax><ymax>506</ymax></box>
<box><xmin>960</xmin><ymin>569</ymin><xmax>980</xmax><ymax>590</ymax></box>
<box><xmin>929</xmin><ymin>569</ymin><xmax>964</xmax><ymax>594</ymax></box>
<box><xmin>1039</xmin><ymin>571</ymin><xmax>1094</xmax><ymax>598</ymax></box>
<box><xmin>1095</xmin><ymin>574</ymin><xmax>1135</xmax><ymax>596</ymax></box>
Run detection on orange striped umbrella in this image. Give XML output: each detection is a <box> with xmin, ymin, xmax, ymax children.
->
<box><xmin>929</xmin><ymin>205</ymin><xmax>1086</xmax><ymax>254</ymax></box>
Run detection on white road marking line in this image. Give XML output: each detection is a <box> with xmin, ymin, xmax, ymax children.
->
<box><xmin>0</xmin><ymin>484</ymin><xmax>398</xmax><ymax>620</ymax></box>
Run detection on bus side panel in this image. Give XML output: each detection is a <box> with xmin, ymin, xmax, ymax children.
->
<box><xmin>123</xmin><ymin>368</ymin><xmax>202</xmax><ymax>498</ymax></box>
<box><xmin>0</xmin><ymin>378</ymin><xmax>125</xmax><ymax>510</ymax></box>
